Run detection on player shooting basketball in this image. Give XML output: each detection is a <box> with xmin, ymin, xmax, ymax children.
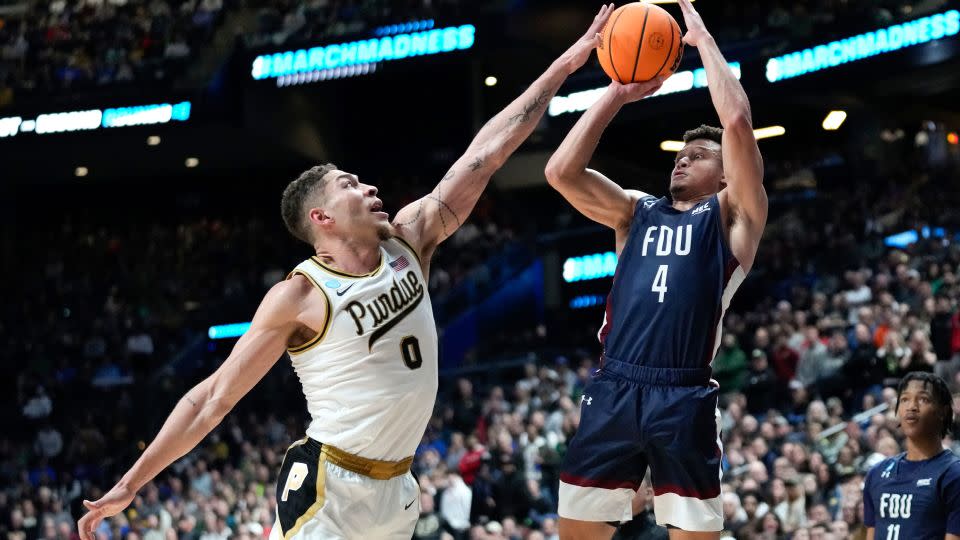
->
<box><xmin>544</xmin><ymin>0</ymin><xmax>766</xmax><ymax>538</ymax></box>
<box><xmin>77</xmin><ymin>6</ymin><xmax>618</xmax><ymax>540</ymax></box>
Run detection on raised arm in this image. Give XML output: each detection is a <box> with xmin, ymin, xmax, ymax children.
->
<box><xmin>678</xmin><ymin>0</ymin><xmax>767</xmax><ymax>270</ymax></box>
<box><xmin>393</xmin><ymin>4</ymin><xmax>616</xmax><ymax>260</ymax></box>
<box><xmin>78</xmin><ymin>277</ymin><xmax>321</xmax><ymax>540</ymax></box>
<box><xmin>544</xmin><ymin>79</ymin><xmax>663</xmax><ymax>232</ymax></box>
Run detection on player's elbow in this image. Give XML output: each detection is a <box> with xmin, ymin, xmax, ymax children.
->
<box><xmin>206</xmin><ymin>395</ymin><xmax>235</xmax><ymax>422</ymax></box>
<box><xmin>544</xmin><ymin>159</ymin><xmax>574</xmax><ymax>188</ymax></box>
<box><xmin>722</xmin><ymin>109</ymin><xmax>752</xmax><ymax>132</ymax></box>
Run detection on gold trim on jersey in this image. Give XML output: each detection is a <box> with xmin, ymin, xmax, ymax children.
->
<box><xmin>283</xmin><ymin>451</ymin><xmax>328</xmax><ymax>539</ymax></box>
<box><xmin>310</xmin><ymin>254</ymin><xmax>384</xmax><ymax>278</ymax></box>
<box><xmin>392</xmin><ymin>236</ymin><xmax>423</xmax><ymax>267</ymax></box>
<box><xmin>321</xmin><ymin>444</ymin><xmax>413</xmax><ymax>480</ymax></box>
<box><xmin>286</xmin><ymin>270</ymin><xmax>332</xmax><ymax>355</ymax></box>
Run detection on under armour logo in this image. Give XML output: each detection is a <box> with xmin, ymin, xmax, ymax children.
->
<box><xmin>581</xmin><ymin>395</ymin><xmax>593</xmax><ymax>406</ymax></box>
<box><xmin>643</xmin><ymin>199</ymin><xmax>657</xmax><ymax>209</ymax></box>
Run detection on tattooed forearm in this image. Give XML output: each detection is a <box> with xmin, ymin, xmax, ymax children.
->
<box><xmin>469</xmin><ymin>156</ymin><xmax>485</xmax><ymax>171</ymax></box>
<box><xmin>186</xmin><ymin>395</ymin><xmax>198</xmax><ymax>408</ymax></box>
<box><xmin>508</xmin><ymin>90</ymin><xmax>550</xmax><ymax>125</ymax></box>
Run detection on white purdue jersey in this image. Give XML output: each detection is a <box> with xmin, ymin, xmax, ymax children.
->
<box><xmin>286</xmin><ymin>237</ymin><xmax>438</xmax><ymax>461</ymax></box>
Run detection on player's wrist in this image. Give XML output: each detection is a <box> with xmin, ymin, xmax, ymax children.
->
<box><xmin>553</xmin><ymin>54</ymin><xmax>579</xmax><ymax>77</ymax></box>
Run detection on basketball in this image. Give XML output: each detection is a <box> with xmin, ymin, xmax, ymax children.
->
<box><xmin>597</xmin><ymin>2</ymin><xmax>684</xmax><ymax>84</ymax></box>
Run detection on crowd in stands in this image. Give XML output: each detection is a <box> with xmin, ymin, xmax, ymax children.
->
<box><xmin>3</xmin><ymin>120</ymin><xmax>960</xmax><ymax>540</ymax></box>
<box><xmin>707</xmin><ymin>0</ymin><xmax>950</xmax><ymax>45</ymax></box>
<box><xmin>0</xmin><ymin>0</ymin><xmax>230</xmax><ymax>105</ymax></box>
<box><xmin>1</xmin><ymin>0</ymin><xmax>950</xmax><ymax>106</ymax></box>
<box><xmin>246</xmin><ymin>0</ymin><xmax>466</xmax><ymax>48</ymax></box>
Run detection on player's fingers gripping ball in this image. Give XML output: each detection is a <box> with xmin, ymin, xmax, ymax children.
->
<box><xmin>597</xmin><ymin>2</ymin><xmax>684</xmax><ymax>83</ymax></box>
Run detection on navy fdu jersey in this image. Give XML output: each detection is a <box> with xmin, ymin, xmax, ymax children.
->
<box><xmin>600</xmin><ymin>194</ymin><xmax>744</xmax><ymax>370</ymax></box>
<box><xmin>863</xmin><ymin>449</ymin><xmax>960</xmax><ymax>540</ymax></box>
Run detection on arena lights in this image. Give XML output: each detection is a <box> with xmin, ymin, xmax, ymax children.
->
<box><xmin>185</xmin><ymin>157</ymin><xmax>199</xmax><ymax>168</ymax></box>
<box><xmin>74</xmin><ymin>166</ymin><xmax>89</xmax><ymax>177</ymax></box>
<box><xmin>949</xmin><ymin>132</ymin><xmax>959</xmax><ymax>145</ymax></box>
<box><xmin>563</xmin><ymin>252</ymin><xmax>618</xmax><ymax>283</ymax></box>
<box><xmin>548</xmin><ymin>62</ymin><xmax>741</xmax><ymax>117</ymax></box>
<box><xmin>251</xmin><ymin>24</ymin><xmax>476</xmax><ymax>82</ymax></box>
<box><xmin>0</xmin><ymin>101</ymin><xmax>191</xmax><ymax>139</ymax></box>
<box><xmin>208</xmin><ymin>322</ymin><xmax>251</xmax><ymax>339</ymax></box>
<box><xmin>374</xmin><ymin>19</ymin><xmax>435</xmax><ymax>37</ymax></box>
<box><xmin>276</xmin><ymin>63</ymin><xmax>378</xmax><ymax>87</ymax></box>
<box><xmin>659</xmin><ymin>126</ymin><xmax>785</xmax><ymax>152</ymax></box>
<box><xmin>884</xmin><ymin>226</ymin><xmax>946</xmax><ymax>248</ymax></box>
<box><xmin>765</xmin><ymin>10</ymin><xmax>960</xmax><ymax>83</ymax></box>
<box><xmin>753</xmin><ymin>126</ymin><xmax>786</xmax><ymax>139</ymax></box>
<box><xmin>660</xmin><ymin>140</ymin><xmax>685</xmax><ymax>152</ymax></box>
<box><xmin>569</xmin><ymin>295</ymin><xmax>607</xmax><ymax>309</ymax></box>
<box><xmin>485</xmin><ymin>76</ymin><xmax>498</xmax><ymax>87</ymax></box>
<box><xmin>822</xmin><ymin>110</ymin><xmax>847</xmax><ymax>130</ymax></box>
<box><xmin>147</xmin><ymin>135</ymin><xmax>161</xmax><ymax>146</ymax></box>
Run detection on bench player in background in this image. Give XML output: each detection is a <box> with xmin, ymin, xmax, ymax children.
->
<box><xmin>863</xmin><ymin>371</ymin><xmax>960</xmax><ymax>540</ymax></box>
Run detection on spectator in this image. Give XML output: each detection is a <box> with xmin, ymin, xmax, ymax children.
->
<box><xmin>743</xmin><ymin>349</ymin><xmax>777</xmax><ymax>415</ymax></box>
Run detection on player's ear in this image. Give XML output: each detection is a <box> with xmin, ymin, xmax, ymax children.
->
<box><xmin>309</xmin><ymin>207</ymin><xmax>333</xmax><ymax>226</ymax></box>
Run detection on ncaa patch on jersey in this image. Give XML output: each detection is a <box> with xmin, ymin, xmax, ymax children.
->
<box><xmin>325</xmin><ymin>279</ymin><xmax>341</xmax><ymax>289</ymax></box>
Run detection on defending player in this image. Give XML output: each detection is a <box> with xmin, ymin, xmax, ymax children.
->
<box><xmin>77</xmin><ymin>6</ymin><xmax>618</xmax><ymax>539</ymax></box>
<box><xmin>544</xmin><ymin>1</ymin><xmax>766</xmax><ymax>538</ymax></box>
<box><xmin>863</xmin><ymin>372</ymin><xmax>960</xmax><ymax>540</ymax></box>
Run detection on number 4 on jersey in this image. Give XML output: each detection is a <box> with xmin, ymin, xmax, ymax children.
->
<box><xmin>652</xmin><ymin>265</ymin><xmax>668</xmax><ymax>303</ymax></box>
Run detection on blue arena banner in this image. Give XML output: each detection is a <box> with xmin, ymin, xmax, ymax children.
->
<box><xmin>766</xmin><ymin>10</ymin><xmax>960</xmax><ymax>83</ymax></box>
<box><xmin>251</xmin><ymin>24</ymin><xmax>476</xmax><ymax>81</ymax></box>
<box><xmin>0</xmin><ymin>101</ymin><xmax>191</xmax><ymax>139</ymax></box>
<box><xmin>563</xmin><ymin>252</ymin><xmax>618</xmax><ymax>283</ymax></box>
<box><xmin>208</xmin><ymin>322</ymin><xmax>252</xmax><ymax>340</ymax></box>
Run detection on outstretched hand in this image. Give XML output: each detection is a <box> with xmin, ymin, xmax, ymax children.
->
<box><xmin>559</xmin><ymin>3</ymin><xmax>615</xmax><ymax>73</ymax></box>
<box><xmin>78</xmin><ymin>484</ymin><xmax>136</xmax><ymax>540</ymax></box>
<box><xmin>609</xmin><ymin>76</ymin><xmax>667</xmax><ymax>105</ymax></box>
<box><xmin>678</xmin><ymin>0</ymin><xmax>712</xmax><ymax>48</ymax></box>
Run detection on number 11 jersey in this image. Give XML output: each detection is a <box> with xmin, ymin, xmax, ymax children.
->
<box><xmin>863</xmin><ymin>449</ymin><xmax>960</xmax><ymax>540</ymax></box>
<box><xmin>286</xmin><ymin>237</ymin><xmax>438</xmax><ymax>462</ymax></box>
<box><xmin>600</xmin><ymin>194</ymin><xmax>745</xmax><ymax>369</ymax></box>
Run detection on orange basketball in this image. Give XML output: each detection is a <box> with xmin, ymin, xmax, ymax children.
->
<box><xmin>597</xmin><ymin>2</ymin><xmax>684</xmax><ymax>84</ymax></box>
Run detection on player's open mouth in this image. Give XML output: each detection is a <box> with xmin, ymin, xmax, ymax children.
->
<box><xmin>370</xmin><ymin>200</ymin><xmax>388</xmax><ymax>218</ymax></box>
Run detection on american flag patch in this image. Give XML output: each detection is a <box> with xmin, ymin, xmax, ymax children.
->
<box><xmin>389</xmin><ymin>256</ymin><xmax>409</xmax><ymax>271</ymax></box>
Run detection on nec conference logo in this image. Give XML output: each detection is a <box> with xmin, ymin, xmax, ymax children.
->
<box><xmin>252</xmin><ymin>24</ymin><xmax>475</xmax><ymax>81</ymax></box>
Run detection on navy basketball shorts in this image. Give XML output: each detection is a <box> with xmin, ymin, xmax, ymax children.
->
<box><xmin>558</xmin><ymin>359</ymin><xmax>723</xmax><ymax>532</ymax></box>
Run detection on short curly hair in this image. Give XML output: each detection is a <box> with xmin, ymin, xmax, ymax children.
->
<box><xmin>281</xmin><ymin>163</ymin><xmax>337</xmax><ymax>245</ymax></box>
<box><xmin>896</xmin><ymin>371</ymin><xmax>954</xmax><ymax>439</ymax></box>
<box><xmin>682</xmin><ymin>124</ymin><xmax>724</xmax><ymax>145</ymax></box>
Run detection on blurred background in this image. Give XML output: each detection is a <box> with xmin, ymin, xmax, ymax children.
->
<box><xmin>2</xmin><ymin>0</ymin><xmax>960</xmax><ymax>539</ymax></box>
